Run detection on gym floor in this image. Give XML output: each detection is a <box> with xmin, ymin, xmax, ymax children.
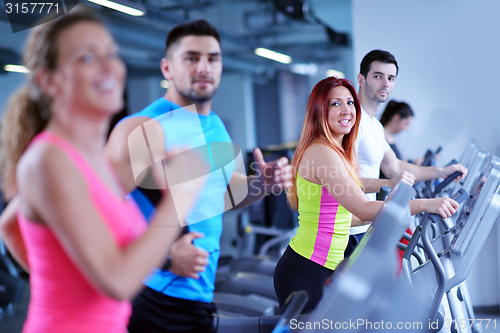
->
<box><xmin>1</xmin><ymin>282</ymin><xmax>500</xmax><ymax>333</ymax></box>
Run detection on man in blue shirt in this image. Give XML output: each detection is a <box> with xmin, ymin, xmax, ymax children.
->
<box><xmin>105</xmin><ymin>19</ymin><xmax>292</xmax><ymax>333</ymax></box>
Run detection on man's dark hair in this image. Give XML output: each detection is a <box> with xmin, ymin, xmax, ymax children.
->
<box><xmin>359</xmin><ymin>50</ymin><xmax>399</xmax><ymax>77</ymax></box>
<box><xmin>165</xmin><ymin>19</ymin><xmax>221</xmax><ymax>57</ymax></box>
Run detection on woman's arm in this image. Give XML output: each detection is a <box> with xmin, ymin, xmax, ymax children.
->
<box><xmin>409</xmin><ymin>198</ymin><xmax>458</xmax><ymax>218</ymax></box>
<box><xmin>105</xmin><ymin>116</ymin><xmax>155</xmax><ymax>193</ymax></box>
<box><xmin>351</xmin><ymin>215</ymin><xmax>370</xmax><ymax>227</ymax></box>
<box><xmin>18</xmin><ymin>144</ymin><xmax>206</xmax><ymax>300</ymax></box>
<box><xmin>106</xmin><ymin>117</ymin><xmax>211</xmax><ymax>279</ymax></box>
<box><xmin>304</xmin><ymin>145</ymin><xmax>383</xmax><ymax>222</ymax></box>
<box><xmin>303</xmin><ymin>145</ymin><xmax>458</xmax><ymax>222</ymax></box>
<box><xmin>0</xmin><ymin>196</ymin><xmax>29</xmax><ymax>272</ymax></box>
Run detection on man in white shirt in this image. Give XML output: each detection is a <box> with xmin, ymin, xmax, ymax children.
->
<box><xmin>345</xmin><ymin>50</ymin><xmax>467</xmax><ymax>257</ymax></box>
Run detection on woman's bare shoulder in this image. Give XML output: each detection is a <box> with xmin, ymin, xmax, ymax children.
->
<box><xmin>303</xmin><ymin>143</ymin><xmax>342</xmax><ymax>163</ymax></box>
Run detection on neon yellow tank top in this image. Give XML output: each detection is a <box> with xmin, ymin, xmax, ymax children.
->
<box><xmin>289</xmin><ymin>174</ymin><xmax>352</xmax><ymax>270</ymax></box>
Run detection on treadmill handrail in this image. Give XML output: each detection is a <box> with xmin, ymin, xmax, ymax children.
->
<box><xmin>431</xmin><ymin>171</ymin><xmax>463</xmax><ymax>198</ymax></box>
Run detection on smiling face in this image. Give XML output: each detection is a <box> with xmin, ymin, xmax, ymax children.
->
<box><xmin>327</xmin><ymin>85</ymin><xmax>356</xmax><ymax>143</ymax></box>
<box><xmin>163</xmin><ymin>35</ymin><xmax>222</xmax><ymax>104</ymax></box>
<box><xmin>361</xmin><ymin>60</ymin><xmax>397</xmax><ymax>104</ymax></box>
<box><xmin>47</xmin><ymin>22</ymin><xmax>126</xmax><ymax>116</ymax></box>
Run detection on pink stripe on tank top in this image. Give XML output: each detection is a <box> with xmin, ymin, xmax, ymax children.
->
<box><xmin>309</xmin><ymin>187</ymin><xmax>340</xmax><ymax>266</ymax></box>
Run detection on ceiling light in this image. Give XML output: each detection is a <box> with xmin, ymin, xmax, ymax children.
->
<box><xmin>4</xmin><ymin>64</ymin><xmax>30</xmax><ymax>73</ymax></box>
<box><xmin>160</xmin><ymin>80</ymin><xmax>169</xmax><ymax>89</ymax></box>
<box><xmin>255</xmin><ymin>48</ymin><xmax>292</xmax><ymax>64</ymax></box>
<box><xmin>291</xmin><ymin>63</ymin><xmax>318</xmax><ymax>76</ymax></box>
<box><xmin>87</xmin><ymin>0</ymin><xmax>146</xmax><ymax>16</ymax></box>
<box><xmin>326</xmin><ymin>69</ymin><xmax>345</xmax><ymax>78</ymax></box>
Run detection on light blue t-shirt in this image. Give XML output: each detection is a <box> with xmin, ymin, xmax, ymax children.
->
<box><xmin>126</xmin><ymin>98</ymin><xmax>234</xmax><ymax>303</ymax></box>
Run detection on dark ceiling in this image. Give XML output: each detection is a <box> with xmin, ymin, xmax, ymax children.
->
<box><xmin>0</xmin><ymin>0</ymin><xmax>352</xmax><ymax>77</ymax></box>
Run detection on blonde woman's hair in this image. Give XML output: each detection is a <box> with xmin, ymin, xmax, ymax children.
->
<box><xmin>0</xmin><ymin>7</ymin><xmax>103</xmax><ymax>199</ymax></box>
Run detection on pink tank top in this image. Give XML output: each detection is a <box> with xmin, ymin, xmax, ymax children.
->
<box><xmin>18</xmin><ymin>132</ymin><xmax>147</xmax><ymax>333</ymax></box>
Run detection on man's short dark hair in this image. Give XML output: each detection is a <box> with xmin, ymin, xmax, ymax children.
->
<box><xmin>165</xmin><ymin>19</ymin><xmax>221</xmax><ymax>57</ymax></box>
<box><xmin>360</xmin><ymin>50</ymin><xmax>399</xmax><ymax>77</ymax></box>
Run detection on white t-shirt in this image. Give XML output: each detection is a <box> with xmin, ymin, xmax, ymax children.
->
<box><xmin>351</xmin><ymin>107</ymin><xmax>391</xmax><ymax>235</ymax></box>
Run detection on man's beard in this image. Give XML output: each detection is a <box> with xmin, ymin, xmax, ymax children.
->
<box><xmin>180</xmin><ymin>88</ymin><xmax>216</xmax><ymax>104</ymax></box>
<box><xmin>374</xmin><ymin>95</ymin><xmax>388</xmax><ymax>103</ymax></box>
<box><xmin>368</xmin><ymin>89</ymin><xmax>389</xmax><ymax>103</ymax></box>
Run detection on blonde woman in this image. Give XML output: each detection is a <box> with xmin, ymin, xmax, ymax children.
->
<box><xmin>0</xmin><ymin>8</ymin><xmax>205</xmax><ymax>332</ymax></box>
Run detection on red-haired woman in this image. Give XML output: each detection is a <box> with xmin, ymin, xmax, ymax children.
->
<box><xmin>273</xmin><ymin>77</ymin><xmax>459</xmax><ymax>313</ymax></box>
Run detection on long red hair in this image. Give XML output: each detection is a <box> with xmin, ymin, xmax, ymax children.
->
<box><xmin>287</xmin><ymin>77</ymin><xmax>362</xmax><ymax>211</ymax></box>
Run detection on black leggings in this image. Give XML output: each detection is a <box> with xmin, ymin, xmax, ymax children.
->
<box><xmin>344</xmin><ymin>232</ymin><xmax>365</xmax><ymax>258</ymax></box>
<box><xmin>273</xmin><ymin>246</ymin><xmax>334</xmax><ymax>314</ymax></box>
